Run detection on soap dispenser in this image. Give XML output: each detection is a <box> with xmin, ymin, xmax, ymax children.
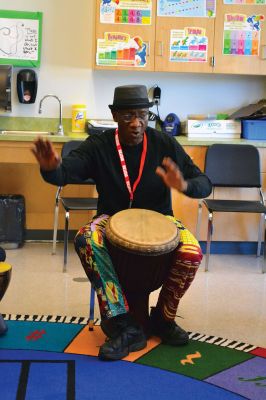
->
<box><xmin>17</xmin><ymin>69</ymin><xmax>38</xmax><ymax>104</ymax></box>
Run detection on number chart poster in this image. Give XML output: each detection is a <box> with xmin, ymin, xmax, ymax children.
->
<box><xmin>224</xmin><ymin>0</ymin><xmax>265</xmax><ymax>4</ymax></box>
<box><xmin>170</xmin><ymin>27</ymin><xmax>208</xmax><ymax>62</ymax></box>
<box><xmin>223</xmin><ymin>13</ymin><xmax>265</xmax><ymax>56</ymax></box>
<box><xmin>96</xmin><ymin>32</ymin><xmax>147</xmax><ymax>67</ymax></box>
<box><xmin>0</xmin><ymin>10</ymin><xmax>42</xmax><ymax>67</ymax></box>
<box><xmin>157</xmin><ymin>0</ymin><xmax>216</xmax><ymax>17</ymax></box>
<box><xmin>100</xmin><ymin>0</ymin><xmax>152</xmax><ymax>25</ymax></box>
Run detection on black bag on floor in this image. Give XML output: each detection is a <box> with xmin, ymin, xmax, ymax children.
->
<box><xmin>0</xmin><ymin>195</ymin><xmax>25</xmax><ymax>248</ymax></box>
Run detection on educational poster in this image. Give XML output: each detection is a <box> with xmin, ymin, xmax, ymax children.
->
<box><xmin>96</xmin><ymin>32</ymin><xmax>147</xmax><ymax>67</ymax></box>
<box><xmin>157</xmin><ymin>0</ymin><xmax>216</xmax><ymax>17</ymax></box>
<box><xmin>100</xmin><ymin>0</ymin><xmax>152</xmax><ymax>25</ymax></box>
<box><xmin>0</xmin><ymin>10</ymin><xmax>42</xmax><ymax>67</ymax></box>
<box><xmin>224</xmin><ymin>0</ymin><xmax>265</xmax><ymax>4</ymax></box>
<box><xmin>223</xmin><ymin>13</ymin><xmax>265</xmax><ymax>56</ymax></box>
<box><xmin>170</xmin><ymin>27</ymin><xmax>208</xmax><ymax>62</ymax></box>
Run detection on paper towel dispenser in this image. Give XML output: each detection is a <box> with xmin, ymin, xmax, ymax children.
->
<box><xmin>0</xmin><ymin>65</ymin><xmax>12</xmax><ymax>113</ymax></box>
<box><xmin>17</xmin><ymin>69</ymin><xmax>38</xmax><ymax>104</ymax></box>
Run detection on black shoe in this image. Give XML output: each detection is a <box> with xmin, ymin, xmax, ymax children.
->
<box><xmin>98</xmin><ymin>324</ymin><xmax>147</xmax><ymax>361</ymax></box>
<box><xmin>100</xmin><ymin>313</ymin><xmax>136</xmax><ymax>339</ymax></box>
<box><xmin>150</xmin><ymin>307</ymin><xmax>189</xmax><ymax>346</ymax></box>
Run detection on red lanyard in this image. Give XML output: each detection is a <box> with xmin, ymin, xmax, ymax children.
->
<box><xmin>115</xmin><ymin>129</ymin><xmax>147</xmax><ymax>208</ymax></box>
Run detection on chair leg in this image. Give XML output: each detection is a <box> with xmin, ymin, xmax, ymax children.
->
<box><xmin>257</xmin><ymin>213</ymin><xmax>264</xmax><ymax>257</ymax></box>
<box><xmin>63</xmin><ymin>211</ymin><xmax>69</xmax><ymax>273</ymax></box>
<box><xmin>196</xmin><ymin>200</ymin><xmax>203</xmax><ymax>240</ymax></box>
<box><xmin>88</xmin><ymin>286</ymin><xmax>95</xmax><ymax>331</ymax></box>
<box><xmin>205</xmin><ymin>212</ymin><xmax>213</xmax><ymax>272</ymax></box>
<box><xmin>52</xmin><ymin>202</ymin><xmax>59</xmax><ymax>255</ymax></box>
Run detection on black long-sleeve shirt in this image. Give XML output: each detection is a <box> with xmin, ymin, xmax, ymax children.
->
<box><xmin>41</xmin><ymin>127</ymin><xmax>212</xmax><ymax>216</ymax></box>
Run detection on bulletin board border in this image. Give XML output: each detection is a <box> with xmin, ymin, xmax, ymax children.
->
<box><xmin>0</xmin><ymin>10</ymin><xmax>43</xmax><ymax>67</ymax></box>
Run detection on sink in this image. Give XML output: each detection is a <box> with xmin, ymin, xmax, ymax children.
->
<box><xmin>0</xmin><ymin>130</ymin><xmax>53</xmax><ymax>136</ymax></box>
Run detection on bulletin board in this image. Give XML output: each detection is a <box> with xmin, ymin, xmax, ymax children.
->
<box><xmin>0</xmin><ymin>10</ymin><xmax>42</xmax><ymax>67</ymax></box>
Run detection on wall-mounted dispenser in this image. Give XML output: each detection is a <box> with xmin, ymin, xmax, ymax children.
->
<box><xmin>17</xmin><ymin>69</ymin><xmax>38</xmax><ymax>104</ymax></box>
<box><xmin>0</xmin><ymin>65</ymin><xmax>12</xmax><ymax>113</ymax></box>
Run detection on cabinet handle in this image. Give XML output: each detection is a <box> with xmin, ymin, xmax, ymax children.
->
<box><xmin>156</xmin><ymin>41</ymin><xmax>163</xmax><ymax>56</ymax></box>
<box><xmin>260</xmin><ymin>45</ymin><xmax>266</xmax><ymax>60</ymax></box>
<box><xmin>145</xmin><ymin>41</ymin><xmax>150</xmax><ymax>57</ymax></box>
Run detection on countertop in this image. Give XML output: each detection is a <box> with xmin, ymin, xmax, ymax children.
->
<box><xmin>0</xmin><ymin>131</ymin><xmax>266</xmax><ymax>147</ymax></box>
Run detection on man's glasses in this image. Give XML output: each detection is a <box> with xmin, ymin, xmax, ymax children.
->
<box><xmin>118</xmin><ymin>111</ymin><xmax>149</xmax><ymax>123</ymax></box>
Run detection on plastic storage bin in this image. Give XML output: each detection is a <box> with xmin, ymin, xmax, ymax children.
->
<box><xmin>242</xmin><ymin>119</ymin><xmax>266</xmax><ymax>140</ymax></box>
<box><xmin>0</xmin><ymin>195</ymin><xmax>25</xmax><ymax>248</ymax></box>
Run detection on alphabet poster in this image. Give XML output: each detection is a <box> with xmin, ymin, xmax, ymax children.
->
<box><xmin>0</xmin><ymin>10</ymin><xmax>42</xmax><ymax>67</ymax></box>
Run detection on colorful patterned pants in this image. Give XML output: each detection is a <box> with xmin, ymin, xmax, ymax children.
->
<box><xmin>74</xmin><ymin>214</ymin><xmax>202</xmax><ymax>321</ymax></box>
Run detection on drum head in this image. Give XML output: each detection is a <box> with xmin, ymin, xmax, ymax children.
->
<box><xmin>106</xmin><ymin>209</ymin><xmax>179</xmax><ymax>255</ymax></box>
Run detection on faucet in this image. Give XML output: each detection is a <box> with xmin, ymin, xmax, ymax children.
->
<box><xmin>39</xmin><ymin>94</ymin><xmax>64</xmax><ymax>136</ymax></box>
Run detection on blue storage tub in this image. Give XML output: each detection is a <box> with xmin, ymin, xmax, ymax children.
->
<box><xmin>242</xmin><ymin>119</ymin><xmax>266</xmax><ymax>140</ymax></box>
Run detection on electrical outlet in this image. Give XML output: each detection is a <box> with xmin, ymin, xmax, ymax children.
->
<box><xmin>153</xmin><ymin>86</ymin><xmax>161</xmax><ymax>106</ymax></box>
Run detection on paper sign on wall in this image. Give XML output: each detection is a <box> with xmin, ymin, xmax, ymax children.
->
<box><xmin>223</xmin><ymin>13</ymin><xmax>265</xmax><ymax>56</ymax></box>
<box><xmin>100</xmin><ymin>0</ymin><xmax>152</xmax><ymax>25</ymax></box>
<box><xmin>0</xmin><ymin>10</ymin><xmax>42</xmax><ymax>67</ymax></box>
<box><xmin>157</xmin><ymin>0</ymin><xmax>216</xmax><ymax>17</ymax></box>
<box><xmin>96</xmin><ymin>32</ymin><xmax>147</xmax><ymax>67</ymax></box>
<box><xmin>170</xmin><ymin>27</ymin><xmax>208</xmax><ymax>62</ymax></box>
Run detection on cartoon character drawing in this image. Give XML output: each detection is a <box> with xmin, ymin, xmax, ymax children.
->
<box><xmin>133</xmin><ymin>36</ymin><xmax>146</xmax><ymax>66</ymax></box>
<box><xmin>247</xmin><ymin>15</ymin><xmax>264</xmax><ymax>31</ymax></box>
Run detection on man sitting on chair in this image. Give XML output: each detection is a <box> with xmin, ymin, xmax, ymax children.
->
<box><xmin>32</xmin><ymin>85</ymin><xmax>212</xmax><ymax>361</ymax></box>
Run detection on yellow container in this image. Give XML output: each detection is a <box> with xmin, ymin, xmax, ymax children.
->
<box><xmin>72</xmin><ymin>104</ymin><xmax>87</xmax><ymax>133</ymax></box>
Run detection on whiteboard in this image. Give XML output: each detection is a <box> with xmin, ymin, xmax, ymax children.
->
<box><xmin>0</xmin><ymin>10</ymin><xmax>42</xmax><ymax>67</ymax></box>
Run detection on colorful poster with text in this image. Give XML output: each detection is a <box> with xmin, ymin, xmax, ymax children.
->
<box><xmin>100</xmin><ymin>0</ymin><xmax>152</xmax><ymax>25</ymax></box>
<box><xmin>170</xmin><ymin>27</ymin><xmax>208</xmax><ymax>62</ymax></box>
<box><xmin>96</xmin><ymin>32</ymin><xmax>147</xmax><ymax>67</ymax></box>
<box><xmin>223</xmin><ymin>13</ymin><xmax>265</xmax><ymax>56</ymax></box>
<box><xmin>158</xmin><ymin>0</ymin><xmax>215</xmax><ymax>17</ymax></box>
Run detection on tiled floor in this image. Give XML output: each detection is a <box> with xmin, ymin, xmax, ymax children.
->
<box><xmin>1</xmin><ymin>242</ymin><xmax>266</xmax><ymax>348</ymax></box>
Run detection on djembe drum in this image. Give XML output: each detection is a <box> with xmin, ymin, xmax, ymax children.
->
<box><xmin>105</xmin><ymin>209</ymin><xmax>180</xmax><ymax>333</ymax></box>
<box><xmin>0</xmin><ymin>248</ymin><xmax>12</xmax><ymax>335</ymax></box>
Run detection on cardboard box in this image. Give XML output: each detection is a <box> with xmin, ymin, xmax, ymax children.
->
<box><xmin>186</xmin><ymin>119</ymin><xmax>242</xmax><ymax>139</ymax></box>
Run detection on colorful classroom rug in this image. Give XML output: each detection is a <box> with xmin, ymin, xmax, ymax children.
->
<box><xmin>0</xmin><ymin>314</ymin><xmax>266</xmax><ymax>400</ymax></box>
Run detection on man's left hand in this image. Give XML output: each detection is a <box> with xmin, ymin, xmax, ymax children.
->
<box><xmin>156</xmin><ymin>157</ymin><xmax>188</xmax><ymax>193</ymax></box>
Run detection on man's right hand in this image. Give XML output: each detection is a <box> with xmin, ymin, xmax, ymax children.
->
<box><xmin>31</xmin><ymin>137</ymin><xmax>61</xmax><ymax>171</ymax></box>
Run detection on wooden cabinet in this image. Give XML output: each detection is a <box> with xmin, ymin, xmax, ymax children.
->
<box><xmin>94</xmin><ymin>0</ymin><xmax>266</xmax><ymax>75</ymax></box>
<box><xmin>94</xmin><ymin>0</ymin><xmax>156</xmax><ymax>71</ymax></box>
<box><xmin>155</xmin><ymin>17</ymin><xmax>214</xmax><ymax>73</ymax></box>
<box><xmin>213</xmin><ymin>2</ymin><xmax>266</xmax><ymax>75</ymax></box>
<box><xmin>171</xmin><ymin>146</ymin><xmax>207</xmax><ymax>235</ymax></box>
<box><xmin>0</xmin><ymin>142</ymin><xmax>97</xmax><ymax>232</ymax></box>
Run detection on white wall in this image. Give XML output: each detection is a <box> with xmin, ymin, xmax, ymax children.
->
<box><xmin>0</xmin><ymin>0</ymin><xmax>265</xmax><ymax>122</ymax></box>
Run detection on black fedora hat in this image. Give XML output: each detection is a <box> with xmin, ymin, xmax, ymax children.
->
<box><xmin>109</xmin><ymin>85</ymin><xmax>154</xmax><ymax>110</ymax></box>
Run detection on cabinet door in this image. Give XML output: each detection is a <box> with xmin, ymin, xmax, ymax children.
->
<box><xmin>171</xmin><ymin>146</ymin><xmax>207</xmax><ymax>235</ymax></box>
<box><xmin>94</xmin><ymin>0</ymin><xmax>156</xmax><ymax>71</ymax></box>
<box><xmin>213</xmin><ymin>2</ymin><xmax>266</xmax><ymax>75</ymax></box>
<box><xmin>155</xmin><ymin>17</ymin><xmax>215</xmax><ymax>73</ymax></box>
